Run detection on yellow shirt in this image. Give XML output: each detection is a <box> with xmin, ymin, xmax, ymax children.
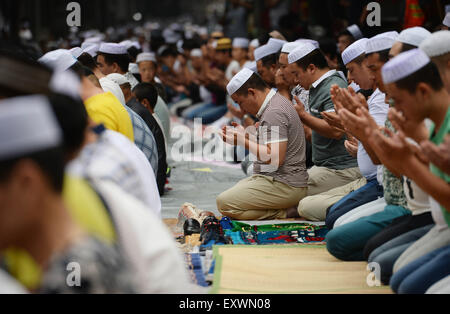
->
<box><xmin>84</xmin><ymin>92</ymin><xmax>134</xmax><ymax>142</ymax></box>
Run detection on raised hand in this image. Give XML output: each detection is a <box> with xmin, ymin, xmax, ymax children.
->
<box><xmin>420</xmin><ymin>135</ymin><xmax>450</xmax><ymax>175</ymax></box>
<box><xmin>388</xmin><ymin>107</ymin><xmax>429</xmax><ymax>143</ymax></box>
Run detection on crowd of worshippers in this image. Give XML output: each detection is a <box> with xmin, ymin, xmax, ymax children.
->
<box><xmin>1</xmin><ymin>11</ymin><xmax>450</xmax><ymax>294</ymax></box>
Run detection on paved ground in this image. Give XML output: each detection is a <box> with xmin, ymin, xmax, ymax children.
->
<box><xmin>160</xmin><ymin>125</ymin><xmax>247</xmax><ymax>219</ymax></box>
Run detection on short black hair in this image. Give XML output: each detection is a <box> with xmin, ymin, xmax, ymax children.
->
<box><xmin>235</xmin><ymin>73</ymin><xmax>269</xmax><ymax>96</ymax></box>
<box><xmin>0</xmin><ymin>147</ymin><xmax>65</xmax><ymax>193</ymax></box>
<box><xmin>97</xmin><ymin>52</ymin><xmax>130</xmax><ymax>73</ymax></box>
<box><xmin>366</xmin><ymin>48</ymin><xmax>390</xmax><ymax>63</ymax></box>
<box><xmin>127</xmin><ymin>46</ymin><xmax>142</xmax><ymax>62</ymax></box>
<box><xmin>261</xmin><ymin>53</ymin><xmax>279</xmax><ymax>68</ymax></box>
<box><xmin>400</xmin><ymin>43</ymin><xmax>417</xmax><ymax>53</ymax></box>
<box><xmin>133</xmin><ymin>82</ymin><xmax>159</xmax><ymax>110</ymax></box>
<box><xmin>395</xmin><ymin>62</ymin><xmax>444</xmax><ymax>94</ymax></box>
<box><xmin>47</xmin><ymin>93</ymin><xmax>88</xmax><ymax>160</ymax></box>
<box><xmin>77</xmin><ymin>52</ymin><xmax>97</xmax><ymax>71</ymax></box>
<box><xmin>68</xmin><ymin>62</ymin><xmax>94</xmax><ymax>79</ymax></box>
<box><xmin>338</xmin><ymin>29</ymin><xmax>356</xmax><ymax>42</ymax></box>
<box><xmin>295</xmin><ymin>49</ymin><xmax>329</xmax><ymax>70</ymax></box>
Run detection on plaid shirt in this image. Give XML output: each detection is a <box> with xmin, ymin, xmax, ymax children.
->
<box><xmin>124</xmin><ymin>105</ymin><xmax>159</xmax><ymax>176</ymax></box>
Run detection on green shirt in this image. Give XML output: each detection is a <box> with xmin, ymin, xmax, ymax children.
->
<box><xmin>308</xmin><ymin>72</ymin><xmax>358</xmax><ymax>170</ymax></box>
<box><xmin>429</xmin><ymin>106</ymin><xmax>450</xmax><ymax>227</ymax></box>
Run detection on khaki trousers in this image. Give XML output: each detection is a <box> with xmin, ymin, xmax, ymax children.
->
<box><xmin>217</xmin><ymin>174</ymin><xmax>308</xmax><ymax>220</ymax></box>
<box><xmin>307</xmin><ymin>166</ymin><xmax>362</xmax><ymax>196</ymax></box>
<box><xmin>297</xmin><ymin>177</ymin><xmax>367</xmax><ymax>221</ymax></box>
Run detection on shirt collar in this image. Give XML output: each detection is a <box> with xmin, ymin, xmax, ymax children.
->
<box><xmin>311</xmin><ymin>70</ymin><xmax>337</xmax><ymax>89</ymax></box>
<box><xmin>256</xmin><ymin>88</ymin><xmax>277</xmax><ymax>119</ymax></box>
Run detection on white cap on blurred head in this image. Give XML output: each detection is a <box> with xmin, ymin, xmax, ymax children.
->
<box><xmin>99</xmin><ymin>43</ymin><xmax>128</xmax><ymax>55</ymax></box>
<box><xmin>419</xmin><ymin>30</ymin><xmax>450</xmax><ymax>57</ymax></box>
<box><xmin>397</xmin><ymin>27</ymin><xmax>431</xmax><ymax>47</ymax></box>
<box><xmin>49</xmin><ymin>70</ymin><xmax>81</xmax><ymax>100</ymax></box>
<box><xmin>0</xmin><ymin>95</ymin><xmax>62</xmax><ymax>161</ymax></box>
<box><xmin>281</xmin><ymin>42</ymin><xmax>302</xmax><ymax>54</ymax></box>
<box><xmin>295</xmin><ymin>39</ymin><xmax>320</xmax><ymax>49</ymax></box>
<box><xmin>226</xmin><ymin>68</ymin><xmax>254</xmax><ymax>96</ymax></box>
<box><xmin>190</xmin><ymin>49</ymin><xmax>202</xmax><ymax>58</ymax></box>
<box><xmin>443</xmin><ymin>12</ymin><xmax>450</xmax><ymax>27</ymax></box>
<box><xmin>136</xmin><ymin>52</ymin><xmax>156</xmax><ymax>63</ymax></box>
<box><xmin>70</xmin><ymin>47</ymin><xmax>83</xmax><ymax>59</ymax></box>
<box><xmin>38</xmin><ymin>49</ymin><xmax>77</xmax><ymax>72</ymax></box>
<box><xmin>382</xmin><ymin>48</ymin><xmax>430</xmax><ymax>84</ymax></box>
<box><xmin>250</xmin><ymin>39</ymin><xmax>260</xmax><ymax>48</ymax></box>
<box><xmin>254</xmin><ymin>41</ymin><xmax>283</xmax><ymax>61</ymax></box>
<box><xmin>346</xmin><ymin>24</ymin><xmax>364</xmax><ymax>40</ymax></box>
<box><xmin>288</xmin><ymin>42</ymin><xmax>317</xmax><ymax>64</ymax></box>
<box><xmin>342</xmin><ymin>38</ymin><xmax>368</xmax><ymax>65</ymax></box>
<box><xmin>232</xmin><ymin>38</ymin><xmax>249</xmax><ymax>48</ymax></box>
<box><xmin>366</xmin><ymin>31</ymin><xmax>399</xmax><ymax>54</ymax></box>
<box><xmin>83</xmin><ymin>44</ymin><xmax>100</xmax><ymax>57</ymax></box>
<box><xmin>243</xmin><ymin>60</ymin><xmax>257</xmax><ymax>72</ymax></box>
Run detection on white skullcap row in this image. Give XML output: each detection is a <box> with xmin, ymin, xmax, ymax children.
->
<box><xmin>254</xmin><ymin>38</ymin><xmax>285</xmax><ymax>61</ymax></box>
<box><xmin>232</xmin><ymin>38</ymin><xmax>249</xmax><ymax>48</ymax></box>
<box><xmin>295</xmin><ymin>39</ymin><xmax>320</xmax><ymax>49</ymax></box>
<box><xmin>226</xmin><ymin>68</ymin><xmax>254</xmax><ymax>96</ymax></box>
<box><xmin>342</xmin><ymin>38</ymin><xmax>368</xmax><ymax>65</ymax></box>
<box><xmin>38</xmin><ymin>49</ymin><xmax>77</xmax><ymax>72</ymax></box>
<box><xmin>107</xmin><ymin>73</ymin><xmax>129</xmax><ymax>86</ymax></box>
<box><xmin>382</xmin><ymin>48</ymin><xmax>430</xmax><ymax>84</ymax></box>
<box><xmin>347</xmin><ymin>24</ymin><xmax>364</xmax><ymax>40</ymax></box>
<box><xmin>190</xmin><ymin>49</ymin><xmax>202</xmax><ymax>58</ymax></box>
<box><xmin>0</xmin><ymin>95</ymin><xmax>62</xmax><ymax>161</ymax></box>
<box><xmin>419</xmin><ymin>30</ymin><xmax>450</xmax><ymax>57</ymax></box>
<box><xmin>365</xmin><ymin>31</ymin><xmax>399</xmax><ymax>54</ymax></box>
<box><xmin>243</xmin><ymin>60</ymin><xmax>257</xmax><ymax>72</ymax></box>
<box><xmin>250</xmin><ymin>39</ymin><xmax>260</xmax><ymax>48</ymax></box>
<box><xmin>120</xmin><ymin>40</ymin><xmax>141</xmax><ymax>50</ymax></box>
<box><xmin>444</xmin><ymin>12</ymin><xmax>450</xmax><ymax>27</ymax></box>
<box><xmin>281</xmin><ymin>42</ymin><xmax>302</xmax><ymax>54</ymax></box>
<box><xmin>83</xmin><ymin>44</ymin><xmax>100</xmax><ymax>57</ymax></box>
<box><xmin>99</xmin><ymin>43</ymin><xmax>128</xmax><ymax>55</ymax></box>
<box><xmin>70</xmin><ymin>47</ymin><xmax>84</xmax><ymax>59</ymax></box>
<box><xmin>397</xmin><ymin>27</ymin><xmax>431</xmax><ymax>47</ymax></box>
<box><xmin>136</xmin><ymin>52</ymin><xmax>156</xmax><ymax>63</ymax></box>
<box><xmin>288</xmin><ymin>42</ymin><xmax>317</xmax><ymax>64</ymax></box>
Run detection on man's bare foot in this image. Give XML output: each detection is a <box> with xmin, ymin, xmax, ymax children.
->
<box><xmin>286</xmin><ymin>206</ymin><xmax>301</xmax><ymax>218</ymax></box>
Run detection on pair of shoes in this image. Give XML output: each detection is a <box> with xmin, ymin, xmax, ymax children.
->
<box><xmin>183</xmin><ymin>218</ymin><xmax>201</xmax><ymax>236</ymax></box>
<box><xmin>199</xmin><ymin>216</ymin><xmax>228</xmax><ymax>245</ymax></box>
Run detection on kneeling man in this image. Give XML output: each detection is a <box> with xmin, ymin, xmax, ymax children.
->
<box><xmin>216</xmin><ymin>68</ymin><xmax>308</xmax><ymax>220</ymax></box>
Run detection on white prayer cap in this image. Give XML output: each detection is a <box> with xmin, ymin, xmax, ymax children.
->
<box><xmin>106</xmin><ymin>73</ymin><xmax>129</xmax><ymax>86</ymax></box>
<box><xmin>268</xmin><ymin>38</ymin><xmax>287</xmax><ymax>50</ymax></box>
<box><xmin>397</xmin><ymin>27</ymin><xmax>431</xmax><ymax>47</ymax></box>
<box><xmin>443</xmin><ymin>12</ymin><xmax>450</xmax><ymax>27</ymax></box>
<box><xmin>136</xmin><ymin>52</ymin><xmax>157</xmax><ymax>63</ymax></box>
<box><xmin>254</xmin><ymin>40</ymin><xmax>283</xmax><ymax>61</ymax></box>
<box><xmin>342</xmin><ymin>38</ymin><xmax>368</xmax><ymax>65</ymax></box>
<box><xmin>295</xmin><ymin>39</ymin><xmax>320</xmax><ymax>49</ymax></box>
<box><xmin>244</xmin><ymin>60</ymin><xmax>257</xmax><ymax>72</ymax></box>
<box><xmin>38</xmin><ymin>49</ymin><xmax>77</xmax><ymax>72</ymax></box>
<box><xmin>288</xmin><ymin>42</ymin><xmax>317</xmax><ymax>64</ymax></box>
<box><xmin>346</xmin><ymin>24</ymin><xmax>364</xmax><ymax>40</ymax></box>
<box><xmin>419</xmin><ymin>30</ymin><xmax>450</xmax><ymax>57</ymax></box>
<box><xmin>98</xmin><ymin>43</ymin><xmax>128</xmax><ymax>55</ymax></box>
<box><xmin>129</xmin><ymin>63</ymin><xmax>139</xmax><ymax>74</ymax></box>
<box><xmin>281</xmin><ymin>42</ymin><xmax>302</xmax><ymax>54</ymax></box>
<box><xmin>83</xmin><ymin>36</ymin><xmax>103</xmax><ymax>44</ymax></box>
<box><xmin>49</xmin><ymin>70</ymin><xmax>81</xmax><ymax>100</ymax></box>
<box><xmin>0</xmin><ymin>95</ymin><xmax>62</xmax><ymax>161</ymax></box>
<box><xmin>226</xmin><ymin>68</ymin><xmax>254</xmax><ymax>96</ymax></box>
<box><xmin>366</xmin><ymin>31</ymin><xmax>399</xmax><ymax>54</ymax></box>
<box><xmin>232</xmin><ymin>37</ymin><xmax>249</xmax><ymax>48</ymax></box>
<box><xmin>382</xmin><ymin>48</ymin><xmax>430</xmax><ymax>84</ymax></box>
<box><xmin>119</xmin><ymin>40</ymin><xmax>133</xmax><ymax>49</ymax></box>
<box><xmin>157</xmin><ymin>45</ymin><xmax>168</xmax><ymax>56</ymax></box>
<box><xmin>250</xmin><ymin>39</ymin><xmax>260</xmax><ymax>48</ymax></box>
<box><xmin>70</xmin><ymin>47</ymin><xmax>84</xmax><ymax>59</ymax></box>
<box><xmin>83</xmin><ymin>44</ymin><xmax>99</xmax><ymax>57</ymax></box>
<box><xmin>190</xmin><ymin>49</ymin><xmax>202</xmax><ymax>58</ymax></box>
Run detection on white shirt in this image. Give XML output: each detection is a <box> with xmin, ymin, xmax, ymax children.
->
<box><xmin>92</xmin><ymin>180</ymin><xmax>201</xmax><ymax>293</ymax></box>
<box><xmin>430</xmin><ymin>197</ymin><xmax>449</xmax><ymax>231</ymax></box>
<box><xmin>99</xmin><ymin>77</ymin><xmax>126</xmax><ymax>106</ymax></box>
<box><xmin>403</xmin><ymin>176</ymin><xmax>430</xmax><ymax>216</ymax></box>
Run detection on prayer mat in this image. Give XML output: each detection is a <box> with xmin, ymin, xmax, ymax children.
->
<box><xmin>185</xmin><ymin>253</ymin><xmax>209</xmax><ymax>287</ymax></box>
<box><xmin>211</xmin><ymin>245</ymin><xmax>392</xmax><ymax>294</ymax></box>
<box><xmin>225</xmin><ymin>228</ymin><xmax>328</xmax><ymax>245</ymax></box>
<box><xmin>229</xmin><ymin>220</ymin><xmax>328</xmax><ymax>233</ymax></box>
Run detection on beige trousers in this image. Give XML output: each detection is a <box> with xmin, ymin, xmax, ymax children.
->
<box><xmin>307</xmin><ymin>166</ymin><xmax>362</xmax><ymax>196</ymax></box>
<box><xmin>217</xmin><ymin>174</ymin><xmax>308</xmax><ymax>220</ymax></box>
<box><xmin>297</xmin><ymin>177</ymin><xmax>367</xmax><ymax>221</ymax></box>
